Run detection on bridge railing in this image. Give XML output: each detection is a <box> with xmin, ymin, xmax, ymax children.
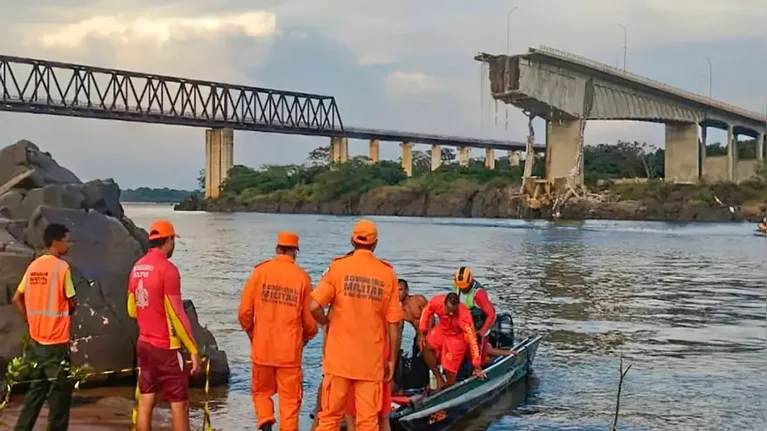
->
<box><xmin>533</xmin><ymin>46</ymin><xmax>765</xmax><ymax>123</ymax></box>
<box><xmin>0</xmin><ymin>55</ymin><xmax>344</xmax><ymax>133</ymax></box>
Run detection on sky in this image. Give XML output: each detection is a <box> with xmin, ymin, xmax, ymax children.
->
<box><xmin>0</xmin><ymin>0</ymin><xmax>765</xmax><ymax>189</ymax></box>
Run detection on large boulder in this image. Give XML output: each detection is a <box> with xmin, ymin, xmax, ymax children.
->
<box><xmin>0</xmin><ymin>140</ymin><xmax>229</xmax><ymax>388</ymax></box>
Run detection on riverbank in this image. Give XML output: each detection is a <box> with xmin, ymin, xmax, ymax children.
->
<box><xmin>175</xmin><ymin>180</ymin><xmax>766</xmax><ymax>222</ymax></box>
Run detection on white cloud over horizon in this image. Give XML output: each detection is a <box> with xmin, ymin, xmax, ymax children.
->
<box><xmin>0</xmin><ymin>0</ymin><xmax>764</xmax><ymax>189</ymax></box>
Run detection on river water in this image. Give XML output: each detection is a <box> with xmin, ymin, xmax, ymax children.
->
<box><xmin>122</xmin><ymin>203</ymin><xmax>766</xmax><ymax>430</ymax></box>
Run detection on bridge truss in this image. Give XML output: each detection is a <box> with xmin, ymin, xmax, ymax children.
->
<box><xmin>0</xmin><ymin>55</ymin><xmax>344</xmax><ymax>135</ymax></box>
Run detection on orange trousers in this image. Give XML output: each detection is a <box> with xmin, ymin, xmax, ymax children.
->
<box><xmin>316</xmin><ymin>374</ymin><xmax>382</xmax><ymax>431</ymax></box>
<box><xmin>251</xmin><ymin>364</ymin><xmax>303</xmax><ymax>431</ymax></box>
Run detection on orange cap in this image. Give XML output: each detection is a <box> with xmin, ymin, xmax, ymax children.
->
<box><xmin>351</xmin><ymin>219</ymin><xmax>378</xmax><ymax>245</ymax></box>
<box><xmin>277</xmin><ymin>231</ymin><xmax>300</xmax><ymax>250</ymax></box>
<box><xmin>148</xmin><ymin>220</ymin><xmax>179</xmax><ymax>241</ymax></box>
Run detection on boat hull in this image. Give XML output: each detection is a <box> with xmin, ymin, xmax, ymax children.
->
<box><xmin>390</xmin><ymin>335</ymin><xmax>542</xmax><ymax>431</ymax></box>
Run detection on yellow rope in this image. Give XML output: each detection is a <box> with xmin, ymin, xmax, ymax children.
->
<box><xmin>3</xmin><ymin>358</ymin><xmax>213</xmax><ymax>430</ymax></box>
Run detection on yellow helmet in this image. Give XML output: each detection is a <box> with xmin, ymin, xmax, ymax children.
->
<box><xmin>454</xmin><ymin>266</ymin><xmax>473</xmax><ymax>289</ymax></box>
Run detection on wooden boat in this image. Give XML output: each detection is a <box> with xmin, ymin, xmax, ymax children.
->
<box><xmin>388</xmin><ymin>335</ymin><xmax>542</xmax><ymax>431</ymax></box>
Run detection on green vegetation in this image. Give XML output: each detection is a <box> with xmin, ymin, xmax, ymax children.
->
<box><xmin>197</xmin><ymin>138</ymin><xmax>766</xmax><ymax>210</ymax></box>
<box><xmin>121</xmin><ymin>187</ymin><xmax>198</xmax><ymax>203</ymax></box>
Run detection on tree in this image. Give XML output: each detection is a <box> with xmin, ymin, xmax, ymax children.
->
<box><xmin>308</xmin><ymin>146</ymin><xmax>331</xmax><ymax>166</ymax></box>
<box><xmin>197</xmin><ymin>169</ymin><xmax>205</xmax><ymax>192</ymax></box>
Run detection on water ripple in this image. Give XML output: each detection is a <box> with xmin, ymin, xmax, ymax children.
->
<box><xmin>122</xmin><ymin>205</ymin><xmax>767</xmax><ymax>430</ymax></box>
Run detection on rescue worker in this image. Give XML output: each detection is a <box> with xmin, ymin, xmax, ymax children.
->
<box><xmin>419</xmin><ymin>292</ymin><xmax>485</xmax><ymax>391</ymax></box>
<box><xmin>453</xmin><ymin>267</ymin><xmax>496</xmax><ymax>358</ymax></box>
<box><xmin>237</xmin><ymin>232</ymin><xmax>318</xmax><ymax>431</ymax></box>
<box><xmin>127</xmin><ymin>220</ymin><xmax>200</xmax><ymax>431</ymax></box>
<box><xmin>12</xmin><ymin>223</ymin><xmax>76</xmax><ymax>431</ymax></box>
<box><xmin>310</xmin><ymin>219</ymin><xmax>403</xmax><ymax>431</ymax></box>
<box><xmin>344</xmin><ymin>335</ymin><xmax>392</xmax><ymax>431</ymax></box>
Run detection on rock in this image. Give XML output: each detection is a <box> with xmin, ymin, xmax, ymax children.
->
<box><xmin>183</xmin><ymin>301</ymin><xmax>230</xmax><ymax>386</ymax></box>
<box><xmin>0</xmin><ymin>191</ymin><xmax>24</xmax><ymax>217</ymax></box>
<box><xmin>17</xmin><ymin>184</ymin><xmax>86</xmax><ymax>220</ymax></box>
<box><xmin>0</xmin><ymin>140</ymin><xmax>81</xmax><ymax>188</ymax></box>
<box><xmin>0</xmin><ymin>140</ymin><xmax>229</xmax><ymax>389</ymax></box>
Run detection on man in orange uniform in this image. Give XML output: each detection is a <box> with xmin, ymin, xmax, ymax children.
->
<box><xmin>12</xmin><ymin>223</ymin><xmax>77</xmax><ymax>431</ymax></box>
<box><xmin>419</xmin><ymin>292</ymin><xmax>485</xmax><ymax>390</ymax></box>
<box><xmin>310</xmin><ymin>219</ymin><xmax>402</xmax><ymax>431</ymax></box>
<box><xmin>127</xmin><ymin>220</ymin><xmax>200</xmax><ymax>431</ymax></box>
<box><xmin>237</xmin><ymin>232</ymin><xmax>318</xmax><ymax>431</ymax></box>
<box><xmin>344</xmin><ymin>337</ymin><xmax>392</xmax><ymax>431</ymax></box>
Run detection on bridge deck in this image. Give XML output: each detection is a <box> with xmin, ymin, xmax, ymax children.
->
<box><xmin>0</xmin><ymin>54</ymin><xmax>538</xmax><ymax>152</ymax></box>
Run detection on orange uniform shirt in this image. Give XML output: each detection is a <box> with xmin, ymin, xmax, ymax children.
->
<box><xmin>419</xmin><ymin>294</ymin><xmax>481</xmax><ymax>368</ymax></box>
<box><xmin>238</xmin><ymin>254</ymin><xmax>319</xmax><ymax>368</ymax></box>
<box><xmin>311</xmin><ymin>250</ymin><xmax>402</xmax><ymax>382</ymax></box>
<box><xmin>17</xmin><ymin>255</ymin><xmax>76</xmax><ymax>345</ymax></box>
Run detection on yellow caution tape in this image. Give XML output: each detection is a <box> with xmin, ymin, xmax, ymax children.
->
<box><xmin>202</xmin><ymin>358</ymin><xmax>214</xmax><ymax>431</ymax></box>
<box><xmin>2</xmin><ymin>357</ymin><xmax>213</xmax><ymax>430</ymax></box>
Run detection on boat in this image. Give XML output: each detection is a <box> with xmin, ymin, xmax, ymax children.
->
<box><xmin>388</xmin><ymin>334</ymin><xmax>542</xmax><ymax>431</ymax></box>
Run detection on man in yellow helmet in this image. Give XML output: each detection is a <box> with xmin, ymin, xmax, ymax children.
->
<box><xmin>453</xmin><ymin>266</ymin><xmax>496</xmax><ymax>360</ymax></box>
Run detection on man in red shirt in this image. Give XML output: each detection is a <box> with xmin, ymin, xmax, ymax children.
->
<box><xmin>127</xmin><ymin>220</ymin><xmax>200</xmax><ymax>431</ymax></box>
<box><xmin>419</xmin><ymin>293</ymin><xmax>485</xmax><ymax>390</ymax></box>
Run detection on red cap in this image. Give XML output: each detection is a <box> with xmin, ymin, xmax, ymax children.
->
<box><xmin>277</xmin><ymin>231</ymin><xmax>300</xmax><ymax>250</ymax></box>
<box><xmin>148</xmin><ymin>220</ymin><xmax>179</xmax><ymax>241</ymax></box>
<box><xmin>351</xmin><ymin>219</ymin><xmax>378</xmax><ymax>245</ymax></box>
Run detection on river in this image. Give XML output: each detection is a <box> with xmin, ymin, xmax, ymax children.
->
<box><xmin>122</xmin><ymin>203</ymin><xmax>766</xmax><ymax>430</ymax></box>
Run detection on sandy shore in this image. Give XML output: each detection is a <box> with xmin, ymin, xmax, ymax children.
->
<box><xmin>0</xmin><ymin>387</ymin><xmax>173</xmax><ymax>430</ymax></box>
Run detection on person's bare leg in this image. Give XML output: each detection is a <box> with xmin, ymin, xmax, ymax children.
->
<box><xmin>169</xmin><ymin>401</ymin><xmax>191</xmax><ymax>431</ymax></box>
<box><xmin>137</xmin><ymin>393</ymin><xmax>157</xmax><ymax>431</ymax></box>
<box><xmin>344</xmin><ymin>415</ymin><xmax>356</xmax><ymax>430</ymax></box>
<box><xmin>310</xmin><ymin>385</ymin><xmax>322</xmax><ymax>431</ymax></box>
<box><xmin>421</xmin><ymin>345</ymin><xmax>446</xmax><ymax>389</ymax></box>
<box><xmin>486</xmin><ymin>345</ymin><xmax>515</xmax><ymax>358</ymax></box>
<box><xmin>443</xmin><ymin>372</ymin><xmax>458</xmax><ymax>389</ymax></box>
<box><xmin>379</xmin><ymin>415</ymin><xmax>391</xmax><ymax>431</ymax></box>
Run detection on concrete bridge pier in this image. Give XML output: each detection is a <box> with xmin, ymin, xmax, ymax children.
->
<box><xmin>431</xmin><ymin>145</ymin><xmax>441</xmax><ymax>171</ymax></box>
<box><xmin>485</xmin><ymin>148</ymin><xmax>495</xmax><ymax>169</ymax></box>
<box><xmin>664</xmin><ymin>122</ymin><xmax>700</xmax><ymax>183</ymax></box>
<box><xmin>727</xmin><ymin>125</ymin><xmax>736</xmax><ymax>182</ymax></box>
<box><xmin>204</xmin><ymin>127</ymin><xmax>234</xmax><ymax>199</ymax></box>
<box><xmin>510</xmin><ymin>150</ymin><xmax>520</xmax><ymax>167</ymax></box>
<box><xmin>401</xmin><ymin>142</ymin><xmax>413</xmax><ymax>177</ymax></box>
<box><xmin>330</xmin><ymin>137</ymin><xmax>349</xmax><ymax>164</ymax></box>
<box><xmin>758</xmin><ymin>133</ymin><xmax>765</xmax><ymax>162</ymax></box>
<box><xmin>458</xmin><ymin>146</ymin><xmax>470</xmax><ymax>167</ymax></box>
<box><xmin>545</xmin><ymin>119</ymin><xmax>583</xmax><ymax>185</ymax></box>
<box><xmin>369</xmin><ymin>139</ymin><xmax>380</xmax><ymax>163</ymax></box>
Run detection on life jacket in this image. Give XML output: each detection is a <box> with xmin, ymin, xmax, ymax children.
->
<box><xmin>455</xmin><ymin>281</ymin><xmax>487</xmax><ymax>332</ymax></box>
<box><xmin>23</xmin><ymin>255</ymin><xmax>72</xmax><ymax>345</ymax></box>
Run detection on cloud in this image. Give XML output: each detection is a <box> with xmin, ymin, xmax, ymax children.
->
<box><xmin>384</xmin><ymin>72</ymin><xmax>445</xmax><ymax>95</ymax></box>
<box><xmin>0</xmin><ymin>0</ymin><xmax>764</xmax><ymax>189</ymax></box>
<box><xmin>34</xmin><ymin>12</ymin><xmax>277</xmax><ymax>49</ymax></box>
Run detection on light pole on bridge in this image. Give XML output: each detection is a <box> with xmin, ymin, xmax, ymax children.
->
<box><xmin>704</xmin><ymin>56</ymin><xmax>713</xmax><ymax>100</ymax></box>
<box><xmin>505</xmin><ymin>5</ymin><xmax>519</xmax><ymax>130</ymax></box>
<box><xmin>617</xmin><ymin>23</ymin><xmax>627</xmax><ymax>71</ymax></box>
<box><xmin>506</xmin><ymin>6</ymin><xmax>519</xmax><ymax>54</ymax></box>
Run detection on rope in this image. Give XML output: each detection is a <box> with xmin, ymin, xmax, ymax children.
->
<box><xmin>0</xmin><ymin>356</ymin><xmax>213</xmax><ymax>430</ymax></box>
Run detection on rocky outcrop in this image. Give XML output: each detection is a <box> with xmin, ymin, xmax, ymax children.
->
<box><xmin>0</xmin><ymin>140</ymin><xmax>229</xmax><ymax>387</ymax></box>
<box><xmin>176</xmin><ymin>181</ymin><xmax>762</xmax><ymax>223</ymax></box>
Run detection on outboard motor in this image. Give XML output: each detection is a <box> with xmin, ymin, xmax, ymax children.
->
<box><xmin>489</xmin><ymin>312</ymin><xmax>515</xmax><ymax>349</ymax></box>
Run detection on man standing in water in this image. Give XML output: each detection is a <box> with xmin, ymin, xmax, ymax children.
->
<box><xmin>12</xmin><ymin>223</ymin><xmax>77</xmax><ymax>431</ymax></box>
<box><xmin>127</xmin><ymin>220</ymin><xmax>200</xmax><ymax>431</ymax></box>
<box><xmin>310</xmin><ymin>219</ymin><xmax>402</xmax><ymax>431</ymax></box>
<box><xmin>238</xmin><ymin>232</ymin><xmax>318</xmax><ymax>431</ymax></box>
